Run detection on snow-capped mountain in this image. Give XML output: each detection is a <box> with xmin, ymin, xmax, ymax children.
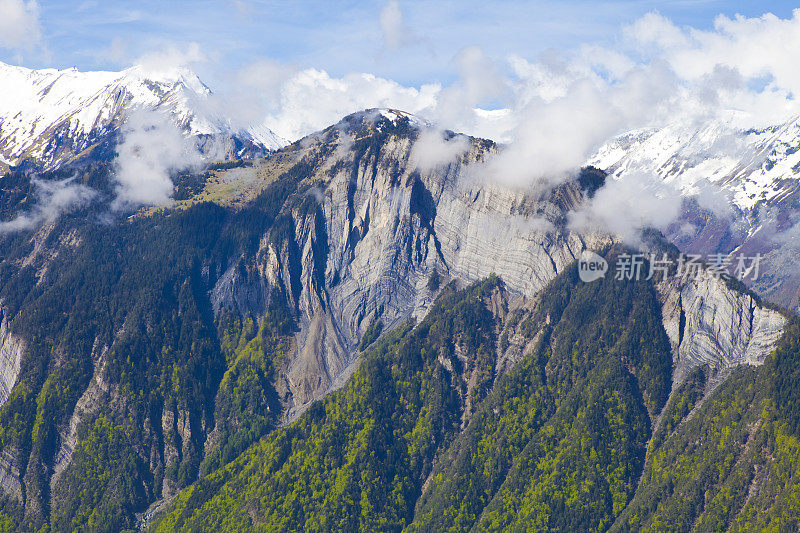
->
<box><xmin>590</xmin><ymin>113</ymin><xmax>800</xmax><ymax>213</ymax></box>
<box><xmin>0</xmin><ymin>61</ymin><xmax>287</xmax><ymax>171</ymax></box>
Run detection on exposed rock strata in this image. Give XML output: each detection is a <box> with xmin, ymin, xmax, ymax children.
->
<box><xmin>657</xmin><ymin>275</ymin><xmax>786</xmax><ymax>389</ymax></box>
<box><xmin>0</xmin><ymin>306</ymin><xmax>23</xmax><ymax>408</ymax></box>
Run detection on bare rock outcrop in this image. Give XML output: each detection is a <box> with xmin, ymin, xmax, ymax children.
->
<box><xmin>211</xmin><ymin>120</ymin><xmax>609</xmax><ymax>418</ymax></box>
<box><xmin>657</xmin><ymin>275</ymin><xmax>786</xmax><ymax>389</ymax></box>
<box><xmin>0</xmin><ymin>307</ymin><xmax>23</xmax><ymax>408</ymax></box>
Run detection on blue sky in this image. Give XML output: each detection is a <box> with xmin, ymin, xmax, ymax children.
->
<box><xmin>3</xmin><ymin>0</ymin><xmax>798</xmax><ymax>87</ymax></box>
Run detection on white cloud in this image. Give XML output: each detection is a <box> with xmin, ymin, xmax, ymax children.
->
<box><xmin>569</xmin><ymin>172</ymin><xmax>683</xmax><ymax>244</ymax></box>
<box><xmin>625</xmin><ymin>12</ymin><xmax>689</xmax><ymax>50</ymax></box>
<box><xmin>0</xmin><ymin>178</ymin><xmax>96</xmax><ymax>233</ymax></box>
<box><xmin>135</xmin><ymin>42</ymin><xmax>205</xmax><ymax>77</ymax></box>
<box><xmin>472</xmin><ymin>57</ymin><xmax>683</xmax><ymax>188</ymax></box>
<box><xmin>410</xmin><ymin>129</ymin><xmax>470</xmax><ymax>171</ymax></box>
<box><xmin>0</xmin><ymin>0</ymin><xmax>41</xmax><ymax>51</ymax></box>
<box><xmin>432</xmin><ymin>46</ymin><xmax>506</xmax><ymax>134</ymax></box>
<box><xmin>219</xmin><ymin>59</ymin><xmax>298</xmax><ymax>128</ymax></box>
<box><xmin>259</xmin><ymin>68</ymin><xmax>439</xmax><ymax>141</ymax></box>
<box><xmin>237</xmin><ymin>59</ymin><xmax>296</xmax><ymax>103</ymax></box>
<box><xmin>112</xmin><ymin>109</ymin><xmax>203</xmax><ymax>209</ymax></box>
<box><xmin>623</xmin><ymin>10</ymin><xmax>800</xmax><ymax>126</ymax></box>
<box><xmin>379</xmin><ymin>0</ymin><xmax>405</xmax><ymax>53</ymax></box>
<box><xmin>688</xmin><ymin>177</ymin><xmax>736</xmax><ymax>220</ymax></box>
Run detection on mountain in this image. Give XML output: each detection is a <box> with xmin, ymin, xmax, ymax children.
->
<box><xmin>0</xmin><ymin>62</ymin><xmax>286</xmax><ymax>172</ymax></box>
<box><xmin>590</xmin><ymin>113</ymin><xmax>800</xmax><ymax>311</ymax></box>
<box><xmin>591</xmin><ymin>113</ymin><xmax>800</xmax><ymax>213</ymax></box>
<box><xmin>0</xmin><ymin>109</ymin><xmax>797</xmax><ymax>531</ymax></box>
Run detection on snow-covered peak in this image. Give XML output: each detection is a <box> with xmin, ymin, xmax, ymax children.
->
<box><xmin>120</xmin><ymin>64</ymin><xmax>210</xmax><ymax>93</ymax></box>
<box><xmin>0</xmin><ymin>61</ymin><xmax>286</xmax><ymax>171</ymax></box>
<box><xmin>589</xmin><ymin>113</ymin><xmax>800</xmax><ymax>212</ymax></box>
<box><xmin>329</xmin><ymin>108</ymin><xmax>430</xmax><ymax>137</ymax></box>
<box><xmin>377</xmin><ymin>108</ymin><xmax>428</xmax><ymax>127</ymax></box>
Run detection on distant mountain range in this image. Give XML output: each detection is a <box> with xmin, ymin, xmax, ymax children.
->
<box><xmin>591</xmin><ymin>114</ymin><xmax>800</xmax><ymax>213</ymax></box>
<box><xmin>0</xmin><ymin>61</ymin><xmax>286</xmax><ymax>172</ymax></box>
<box><xmin>591</xmin><ymin>114</ymin><xmax>800</xmax><ymax>311</ymax></box>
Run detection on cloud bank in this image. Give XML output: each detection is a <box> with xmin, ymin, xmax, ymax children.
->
<box><xmin>410</xmin><ymin>129</ymin><xmax>470</xmax><ymax>172</ymax></box>
<box><xmin>221</xmin><ymin>9</ymin><xmax>800</xmax><ymax>187</ymax></box>
<box><xmin>569</xmin><ymin>172</ymin><xmax>684</xmax><ymax>244</ymax></box>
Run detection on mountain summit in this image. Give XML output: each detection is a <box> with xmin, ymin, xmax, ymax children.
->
<box><xmin>0</xmin><ymin>61</ymin><xmax>286</xmax><ymax>172</ymax></box>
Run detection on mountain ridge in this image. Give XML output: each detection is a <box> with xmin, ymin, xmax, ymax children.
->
<box><xmin>589</xmin><ymin>112</ymin><xmax>800</xmax><ymax>312</ymax></box>
<box><xmin>0</xmin><ymin>61</ymin><xmax>287</xmax><ymax>172</ymax></box>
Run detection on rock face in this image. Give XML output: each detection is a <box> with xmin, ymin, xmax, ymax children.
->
<box><xmin>211</xmin><ymin>110</ymin><xmax>788</xmax><ymax>420</ymax></box>
<box><xmin>212</xmin><ymin>112</ymin><xmax>609</xmax><ymax>416</ymax></box>
<box><xmin>657</xmin><ymin>275</ymin><xmax>786</xmax><ymax>389</ymax></box>
<box><xmin>0</xmin><ymin>305</ymin><xmax>24</xmax><ymax>408</ymax></box>
<box><xmin>0</xmin><ymin>306</ymin><xmax>24</xmax><ymax>504</ymax></box>
<box><xmin>49</xmin><ymin>344</ymin><xmax>111</xmax><ymax>495</ymax></box>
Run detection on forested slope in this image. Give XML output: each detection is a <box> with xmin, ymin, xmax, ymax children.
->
<box><xmin>156</xmin><ymin>254</ymin><xmax>800</xmax><ymax>532</ymax></box>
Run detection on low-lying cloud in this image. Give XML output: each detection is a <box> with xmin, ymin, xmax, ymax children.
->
<box><xmin>112</xmin><ymin>109</ymin><xmax>202</xmax><ymax>209</ymax></box>
<box><xmin>410</xmin><ymin>129</ymin><xmax>470</xmax><ymax>172</ymax></box>
<box><xmin>0</xmin><ymin>178</ymin><xmax>96</xmax><ymax>233</ymax></box>
<box><xmin>135</xmin><ymin>42</ymin><xmax>205</xmax><ymax>78</ymax></box>
<box><xmin>569</xmin><ymin>172</ymin><xmax>684</xmax><ymax>244</ymax></box>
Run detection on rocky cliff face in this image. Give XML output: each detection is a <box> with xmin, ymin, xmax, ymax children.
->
<box><xmin>209</xmin><ymin>111</ymin><xmax>612</xmax><ymax>417</ymax></box>
<box><xmin>656</xmin><ymin>275</ymin><xmax>786</xmax><ymax>389</ymax></box>
<box><xmin>0</xmin><ymin>307</ymin><xmax>24</xmax><ymax>503</ymax></box>
<box><xmin>208</xmin><ymin>111</ymin><xmax>787</xmax><ymax>420</ymax></box>
<box><xmin>0</xmin><ymin>306</ymin><xmax>24</xmax><ymax>408</ymax></box>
